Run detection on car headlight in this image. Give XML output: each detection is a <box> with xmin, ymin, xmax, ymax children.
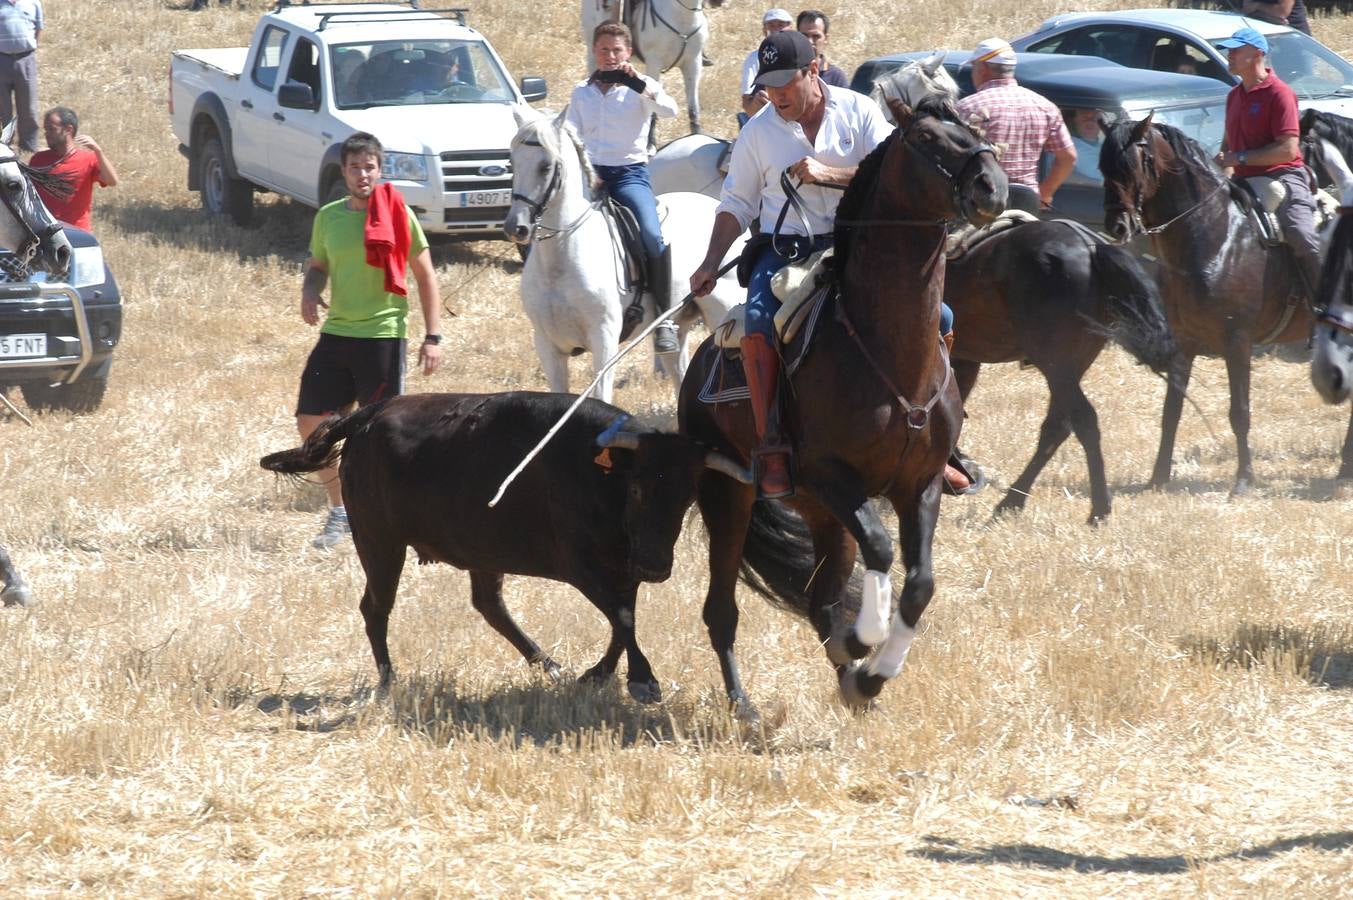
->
<box><xmin>70</xmin><ymin>245</ymin><xmax>106</xmax><ymax>289</ymax></box>
<box><xmin>382</xmin><ymin>152</ymin><xmax>429</xmax><ymax>183</ymax></box>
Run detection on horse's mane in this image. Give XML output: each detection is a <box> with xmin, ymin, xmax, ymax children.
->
<box><xmin>1302</xmin><ymin>109</ymin><xmax>1353</xmax><ymax>162</ymax></box>
<box><xmin>1317</xmin><ymin>214</ymin><xmax>1353</xmax><ymax>311</ymax></box>
<box><xmin>511</xmin><ymin>112</ymin><xmax>595</xmax><ymax>199</ymax></box>
<box><xmin>832</xmin><ymin>95</ymin><xmax>959</xmax><ymax>273</ymax></box>
<box><xmin>1101</xmin><ymin>119</ymin><xmax>1214</xmax><ymax>182</ymax></box>
<box><xmin>19</xmin><ymin>159</ymin><xmax>74</xmax><ymax>201</ymax></box>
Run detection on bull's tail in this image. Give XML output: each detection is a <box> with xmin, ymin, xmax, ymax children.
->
<box><xmin>259</xmin><ymin>402</ymin><xmax>387</xmax><ymax>477</ymax></box>
<box><xmin>1091</xmin><ymin>242</ymin><xmax>1177</xmax><ymax>373</ymax></box>
<box><xmin>738</xmin><ymin>501</ymin><xmax>861</xmax><ymax>619</ymax></box>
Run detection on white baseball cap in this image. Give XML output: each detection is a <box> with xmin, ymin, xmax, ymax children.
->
<box><xmin>966</xmin><ymin>38</ymin><xmax>1017</xmax><ymax>66</ymax></box>
<box><xmin>763</xmin><ymin>7</ymin><xmax>793</xmax><ymax>24</ymax></box>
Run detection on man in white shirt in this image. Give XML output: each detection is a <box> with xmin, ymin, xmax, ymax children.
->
<box><xmin>739</xmin><ymin>8</ymin><xmax>793</xmax><ymax>125</ymax></box>
<box><xmin>690</xmin><ymin>30</ymin><xmax>893</xmax><ymax>497</ymax></box>
<box><xmin>567</xmin><ymin>22</ymin><xmax>681</xmax><ymax>352</ymax></box>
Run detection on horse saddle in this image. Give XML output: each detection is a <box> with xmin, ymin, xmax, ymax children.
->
<box><xmin>600</xmin><ymin>193</ymin><xmax>674</xmax><ymax>340</ymax></box>
<box><xmin>1237</xmin><ymin>176</ymin><xmax>1289</xmax><ymax>246</ymax></box>
<box><xmin>945</xmin><ymin>210</ymin><xmax>1040</xmax><ymax>261</ymax></box>
<box><xmin>713</xmin><ymin>248</ymin><xmax>834</xmax><ymax>350</ymax></box>
<box><xmin>698</xmin><ymin>267</ymin><xmax>836</xmax><ymax>405</ymax></box>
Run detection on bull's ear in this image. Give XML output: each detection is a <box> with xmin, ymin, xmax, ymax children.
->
<box><xmin>1129</xmin><ymin>111</ymin><xmax>1155</xmax><ymax>144</ymax></box>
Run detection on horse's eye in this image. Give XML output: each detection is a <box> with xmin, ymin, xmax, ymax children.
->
<box><xmin>4</xmin><ymin>180</ymin><xmax>20</xmax><ymax>192</ymax></box>
<box><xmin>538</xmin><ymin>163</ymin><xmax>551</xmax><ymax>175</ymax></box>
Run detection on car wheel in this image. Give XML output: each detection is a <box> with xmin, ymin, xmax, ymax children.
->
<box><xmin>20</xmin><ymin>377</ymin><xmax>108</xmax><ymax>414</ymax></box>
<box><xmin>323</xmin><ymin>174</ymin><xmax>348</xmax><ymax>205</ymax></box>
<box><xmin>199</xmin><ymin>136</ymin><xmax>254</xmax><ymax>226</ymax></box>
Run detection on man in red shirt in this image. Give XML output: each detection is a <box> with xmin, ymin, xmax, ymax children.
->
<box><xmin>1215</xmin><ymin>27</ymin><xmax>1320</xmax><ymax>300</ymax></box>
<box><xmin>30</xmin><ymin>106</ymin><xmax>118</xmax><ymax>231</ymax></box>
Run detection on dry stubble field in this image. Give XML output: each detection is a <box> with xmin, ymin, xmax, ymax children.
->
<box><xmin>3</xmin><ymin>0</ymin><xmax>1353</xmax><ymax>895</ymax></box>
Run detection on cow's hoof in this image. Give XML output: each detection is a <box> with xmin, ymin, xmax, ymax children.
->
<box><xmin>837</xmin><ymin>664</ymin><xmax>884</xmax><ymax>711</ymax></box>
<box><xmin>729</xmin><ymin>694</ymin><xmax>761</xmax><ymax>726</ymax></box>
<box><xmin>1</xmin><ymin>583</ymin><xmax>34</xmax><ymax>607</ymax></box>
<box><xmin>627</xmin><ymin>679</ymin><xmax>662</xmax><ymax>704</ymax></box>
<box><xmin>578</xmin><ymin>664</ymin><xmax>615</xmax><ymax>686</ymax></box>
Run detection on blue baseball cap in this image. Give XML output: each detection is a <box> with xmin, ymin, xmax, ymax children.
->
<box><xmin>1217</xmin><ymin>27</ymin><xmax>1269</xmax><ymax>54</ymax></box>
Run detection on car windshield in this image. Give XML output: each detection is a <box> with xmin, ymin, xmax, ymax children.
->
<box><xmin>332</xmin><ymin>39</ymin><xmax>514</xmax><ymax>109</ymax></box>
<box><xmin>1210</xmin><ymin>32</ymin><xmax>1353</xmax><ymax>99</ymax></box>
<box><xmin>1148</xmin><ymin>101</ymin><xmax>1227</xmax><ymax>155</ymax></box>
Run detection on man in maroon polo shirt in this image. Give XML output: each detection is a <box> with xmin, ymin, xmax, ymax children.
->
<box><xmin>1215</xmin><ymin>26</ymin><xmax>1321</xmax><ymax>301</ymax></box>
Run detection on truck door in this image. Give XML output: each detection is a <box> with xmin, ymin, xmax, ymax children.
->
<box><xmin>272</xmin><ymin>37</ymin><xmax>330</xmax><ymax>204</ymax></box>
<box><xmin>232</xmin><ymin>23</ymin><xmax>291</xmax><ymax>190</ymax></box>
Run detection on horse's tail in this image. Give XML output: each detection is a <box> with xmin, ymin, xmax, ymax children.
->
<box><xmin>1091</xmin><ymin>241</ymin><xmax>1177</xmax><ymax>373</ymax></box>
<box><xmin>738</xmin><ymin>501</ymin><xmax>862</xmax><ymax>619</ymax></box>
<box><xmin>259</xmin><ymin>402</ymin><xmax>387</xmax><ymax>477</ymax></box>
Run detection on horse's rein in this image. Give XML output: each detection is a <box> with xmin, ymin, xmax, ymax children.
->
<box><xmin>511</xmin><ymin>138</ymin><xmax>593</xmax><ymax>241</ymax></box>
<box><xmin>0</xmin><ymin>150</ymin><xmax>48</xmax><ymax>265</ymax></box>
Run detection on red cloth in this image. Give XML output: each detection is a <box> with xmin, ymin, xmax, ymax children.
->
<box><xmin>30</xmin><ymin>147</ymin><xmax>106</xmax><ymax>231</ymax></box>
<box><xmin>364</xmin><ymin>183</ymin><xmax>411</xmax><ymax>297</ymax></box>
<box><xmin>1225</xmin><ymin>70</ymin><xmax>1303</xmax><ymax>178</ymax></box>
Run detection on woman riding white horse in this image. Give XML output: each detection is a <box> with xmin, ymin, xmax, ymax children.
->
<box><xmin>503</xmin><ymin>107</ymin><xmax>742</xmax><ymax>403</ymax></box>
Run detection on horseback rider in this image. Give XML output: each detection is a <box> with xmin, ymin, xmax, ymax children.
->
<box><xmin>690</xmin><ymin>30</ymin><xmax>965</xmax><ymax>498</ymax></box>
<box><xmin>568</xmin><ymin>21</ymin><xmax>682</xmax><ymax>353</ymax></box>
<box><xmin>1214</xmin><ymin>26</ymin><xmax>1322</xmax><ymax>304</ymax></box>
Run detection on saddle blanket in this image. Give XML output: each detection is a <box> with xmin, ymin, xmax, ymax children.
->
<box><xmin>945</xmin><ymin>209</ymin><xmax>1039</xmax><ymax>260</ymax></box>
<box><xmin>697</xmin><ymin>283</ymin><xmax>834</xmax><ymax>405</ymax></box>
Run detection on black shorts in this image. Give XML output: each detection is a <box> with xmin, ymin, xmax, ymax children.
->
<box><xmin>295</xmin><ymin>333</ymin><xmax>406</xmax><ymax>416</ymax></box>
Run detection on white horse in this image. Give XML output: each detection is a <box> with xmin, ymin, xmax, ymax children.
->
<box><xmin>581</xmin><ymin>0</ymin><xmax>725</xmax><ymax>134</ymax></box>
<box><xmin>503</xmin><ymin>107</ymin><xmax>744</xmax><ymax>403</ymax></box>
<box><xmin>1306</xmin><ymin>136</ymin><xmax>1353</xmax><ymax>493</ymax></box>
<box><xmin>0</xmin><ymin>119</ymin><xmax>73</xmax><ymax>278</ymax></box>
<box><xmin>646</xmin><ymin>55</ymin><xmax>958</xmax><ymax>199</ymax></box>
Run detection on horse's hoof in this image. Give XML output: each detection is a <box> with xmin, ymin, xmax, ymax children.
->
<box><xmin>1</xmin><ymin>583</ymin><xmax>34</xmax><ymax>608</ymax></box>
<box><xmin>1334</xmin><ymin>478</ymin><xmax>1353</xmax><ymax>501</ymax></box>
<box><xmin>1086</xmin><ymin>509</ymin><xmax>1110</xmax><ymax>527</ymax></box>
<box><xmin>1230</xmin><ymin>479</ymin><xmax>1253</xmax><ymax>499</ymax></box>
<box><xmin>627</xmin><ymin>679</ymin><xmax>663</xmax><ymax>704</ymax></box>
<box><xmin>539</xmin><ymin>658</ymin><xmax>568</xmax><ymax>683</ymax></box>
<box><xmin>992</xmin><ymin>495</ymin><xmax>1026</xmax><ymax>518</ymax></box>
<box><xmin>837</xmin><ymin>664</ymin><xmax>884</xmax><ymax>711</ymax></box>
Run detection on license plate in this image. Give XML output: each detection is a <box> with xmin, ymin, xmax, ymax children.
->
<box><xmin>0</xmin><ymin>333</ymin><xmax>45</xmax><ymax>358</ymax></box>
<box><xmin>455</xmin><ymin>189</ymin><xmax>512</xmax><ymax>208</ymax></box>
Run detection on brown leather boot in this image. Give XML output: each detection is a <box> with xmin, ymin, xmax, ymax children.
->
<box><xmin>740</xmin><ymin>333</ymin><xmax>792</xmax><ymax>498</ymax></box>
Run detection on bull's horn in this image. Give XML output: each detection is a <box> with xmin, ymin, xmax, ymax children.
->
<box><xmin>599</xmin><ymin>430</ymin><xmax>641</xmax><ymax>451</ymax></box>
<box><xmin>704</xmin><ymin>452</ymin><xmax>753</xmax><ymax>484</ymax></box>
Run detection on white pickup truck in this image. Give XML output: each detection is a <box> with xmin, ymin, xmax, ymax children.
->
<box><xmin>169</xmin><ymin>1</ymin><xmax>546</xmax><ymax>238</ymax></box>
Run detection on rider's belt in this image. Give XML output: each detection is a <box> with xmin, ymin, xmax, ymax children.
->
<box><xmin>0</xmin><ymin>49</ymin><xmax>34</xmax><ymax>59</ymax></box>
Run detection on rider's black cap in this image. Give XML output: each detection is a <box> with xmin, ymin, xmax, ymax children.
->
<box><xmin>754</xmin><ymin>31</ymin><xmax>816</xmax><ymax>88</ymax></box>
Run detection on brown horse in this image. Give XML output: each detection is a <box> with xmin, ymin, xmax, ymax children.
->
<box><xmin>1100</xmin><ymin>115</ymin><xmax>1317</xmax><ymax>496</ymax></box>
<box><xmin>678</xmin><ymin>97</ymin><xmax>1007</xmax><ymax>717</ymax></box>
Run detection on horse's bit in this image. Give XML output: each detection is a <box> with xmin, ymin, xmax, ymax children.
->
<box><xmin>509</xmin><ymin>139</ymin><xmax>594</xmax><ymax>242</ymax></box>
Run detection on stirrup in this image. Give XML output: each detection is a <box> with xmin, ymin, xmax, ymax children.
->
<box><xmin>752</xmin><ymin>444</ymin><xmax>794</xmax><ymax>499</ymax></box>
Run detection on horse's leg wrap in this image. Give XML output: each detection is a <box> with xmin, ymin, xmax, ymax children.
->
<box><xmin>866</xmin><ymin>617</ymin><xmax>916</xmax><ymax>680</ymax></box>
<box><xmin>856</xmin><ymin>569</ymin><xmax>891</xmax><ymax>647</ymax></box>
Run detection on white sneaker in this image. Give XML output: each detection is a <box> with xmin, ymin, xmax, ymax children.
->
<box><xmin>311</xmin><ymin>507</ymin><xmax>350</xmax><ymax>549</ymax></box>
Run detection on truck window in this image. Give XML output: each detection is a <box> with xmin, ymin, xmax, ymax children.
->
<box><xmin>253</xmin><ymin>25</ymin><xmax>290</xmax><ymax>92</ymax></box>
<box><xmin>286</xmin><ymin>37</ymin><xmax>322</xmax><ymax>106</ymax></box>
<box><xmin>333</xmin><ymin>39</ymin><xmax>514</xmax><ymax>109</ymax></box>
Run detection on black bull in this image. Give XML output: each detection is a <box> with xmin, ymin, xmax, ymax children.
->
<box><xmin>260</xmin><ymin>391</ymin><xmax>748</xmax><ymax>702</ymax></box>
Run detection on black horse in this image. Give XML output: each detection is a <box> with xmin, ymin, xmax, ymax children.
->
<box><xmin>1100</xmin><ymin>115</ymin><xmax>1318</xmax><ymax>496</ymax></box>
<box><xmin>947</xmin><ymin>218</ymin><xmax>1176</xmax><ymax>523</ymax></box>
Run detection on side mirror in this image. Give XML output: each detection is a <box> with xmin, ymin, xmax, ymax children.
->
<box><xmin>519</xmin><ymin>76</ymin><xmax>547</xmax><ymax>103</ymax></box>
<box><xmin>279</xmin><ymin>80</ymin><xmax>317</xmax><ymax>111</ymax></box>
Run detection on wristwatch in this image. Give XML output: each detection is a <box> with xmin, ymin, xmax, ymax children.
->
<box><xmin>1236</xmin><ymin>150</ymin><xmax>1249</xmax><ymax>166</ymax></box>
<box><xmin>423</xmin><ymin>333</ymin><xmax>442</xmax><ymax>345</ymax></box>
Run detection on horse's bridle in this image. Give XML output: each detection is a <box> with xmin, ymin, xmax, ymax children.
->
<box><xmin>1105</xmin><ymin>133</ymin><xmax>1227</xmax><ymax>239</ymax></box>
<box><xmin>0</xmin><ymin>149</ymin><xmax>62</xmax><ymax>269</ymax></box>
<box><xmin>899</xmin><ymin>112</ymin><xmax>998</xmax><ymax>220</ymax></box>
<box><xmin>510</xmin><ymin>139</ymin><xmax>563</xmax><ymax>227</ymax></box>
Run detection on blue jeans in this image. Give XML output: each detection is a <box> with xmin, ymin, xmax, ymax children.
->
<box><xmin>745</xmin><ymin>236</ymin><xmax>954</xmax><ymax>340</ymax></box>
<box><xmin>595</xmin><ymin>163</ymin><xmax>664</xmax><ymax>258</ymax></box>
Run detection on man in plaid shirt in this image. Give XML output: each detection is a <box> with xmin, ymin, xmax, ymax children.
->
<box><xmin>955</xmin><ymin>38</ymin><xmax>1076</xmax><ymax>210</ymax></box>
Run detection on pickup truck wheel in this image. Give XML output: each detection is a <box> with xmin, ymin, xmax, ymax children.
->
<box><xmin>323</xmin><ymin>176</ymin><xmax>348</xmax><ymax>205</ymax></box>
<box><xmin>20</xmin><ymin>377</ymin><xmax>108</xmax><ymax>414</ymax></box>
<box><xmin>200</xmin><ymin>136</ymin><xmax>254</xmax><ymax>226</ymax></box>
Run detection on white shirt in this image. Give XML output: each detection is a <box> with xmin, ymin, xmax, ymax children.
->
<box><xmin>566</xmin><ymin>75</ymin><xmax>678</xmax><ymax>167</ymax></box>
<box><xmin>740</xmin><ymin>49</ymin><xmax>760</xmax><ymax>96</ymax></box>
<box><xmin>718</xmin><ymin>83</ymin><xmax>895</xmax><ymax>236</ymax></box>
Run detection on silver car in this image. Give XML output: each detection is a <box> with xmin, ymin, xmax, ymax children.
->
<box><xmin>1011</xmin><ymin>8</ymin><xmax>1353</xmax><ymax>118</ymax></box>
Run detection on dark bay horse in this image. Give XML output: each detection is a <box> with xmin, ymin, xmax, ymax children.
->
<box><xmin>1310</xmin><ymin>208</ymin><xmax>1353</xmax><ymax>488</ymax></box>
<box><xmin>1100</xmin><ymin>115</ymin><xmax>1317</xmax><ymax>496</ymax></box>
<box><xmin>678</xmin><ymin>97</ymin><xmax>1007</xmax><ymax>716</ymax></box>
<box><xmin>947</xmin><ymin>219</ymin><xmax>1176</xmax><ymax>523</ymax></box>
